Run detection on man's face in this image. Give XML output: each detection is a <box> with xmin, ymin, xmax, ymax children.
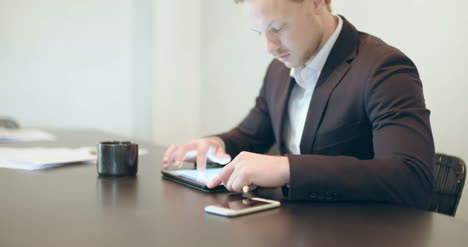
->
<box><xmin>244</xmin><ymin>0</ymin><xmax>325</xmax><ymax>68</ymax></box>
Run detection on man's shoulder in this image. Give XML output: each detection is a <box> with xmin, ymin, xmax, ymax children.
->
<box><xmin>356</xmin><ymin>31</ymin><xmax>410</xmax><ymax>63</ymax></box>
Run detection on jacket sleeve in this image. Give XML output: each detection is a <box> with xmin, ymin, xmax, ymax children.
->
<box><xmin>287</xmin><ymin>53</ymin><xmax>435</xmax><ymax>209</ymax></box>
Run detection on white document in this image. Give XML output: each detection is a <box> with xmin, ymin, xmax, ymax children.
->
<box><xmin>0</xmin><ymin>128</ymin><xmax>56</xmax><ymax>142</ymax></box>
<box><xmin>0</xmin><ymin>147</ymin><xmax>96</xmax><ymax>170</ymax></box>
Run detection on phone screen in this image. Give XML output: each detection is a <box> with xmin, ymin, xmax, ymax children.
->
<box><xmin>218</xmin><ymin>194</ymin><xmax>271</xmax><ymax>210</ymax></box>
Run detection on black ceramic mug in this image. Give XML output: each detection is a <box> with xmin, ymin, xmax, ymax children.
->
<box><xmin>97</xmin><ymin>141</ymin><xmax>138</xmax><ymax>176</ymax></box>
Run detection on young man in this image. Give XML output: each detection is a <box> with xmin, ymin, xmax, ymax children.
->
<box><xmin>163</xmin><ymin>0</ymin><xmax>434</xmax><ymax>209</ymax></box>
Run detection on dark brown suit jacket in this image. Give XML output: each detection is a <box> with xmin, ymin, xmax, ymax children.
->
<box><xmin>217</xmin><ymin>17</ymin><xmax>434</xmax><ymax>209</ymax></box>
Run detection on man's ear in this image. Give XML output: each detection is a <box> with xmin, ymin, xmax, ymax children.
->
<box><xmin>306</xmin><ymin>0</ymin><xmax>326</xmax><ymax>14</ymax></box>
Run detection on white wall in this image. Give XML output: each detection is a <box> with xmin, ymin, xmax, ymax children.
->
<box><xmin>200</xmin><ymin>0</ymin><xmax>468</xmax><ymax>220</ymax></box>
<box><xmin>0</xmin><ymin>0</ymin><xmax>154</xmax><ymax>141</ymax></box>
<box><xmin>152</xmin><ymin>0</ymin><xmax>202</xmax><ymax>146</ymax></box>
<box><xmin>200</xmin><ymin>0</ymin><xmax>270</xmax><ymax>136</ymax></box>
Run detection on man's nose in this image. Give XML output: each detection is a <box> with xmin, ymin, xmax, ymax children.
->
<box><xmin>266</xmin><ymin>38</ymin><xmax>280</xmax><ymax>54</ymax></box>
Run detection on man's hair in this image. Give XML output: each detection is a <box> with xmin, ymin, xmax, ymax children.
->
<box><xmin>234</xmin><ymin>0</ymin><xmax>332</xmax><ymax>12</ymax></box>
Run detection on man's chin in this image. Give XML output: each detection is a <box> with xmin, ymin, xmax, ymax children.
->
<box><xmin>275</xmin><ymin>58</ymin><xmax>300</xmax><ymax>68</ymax></box>
<box><xmin>277</xmin><ymin>59</ymin><xmax>294</xmax><ymax>68</ymax></box>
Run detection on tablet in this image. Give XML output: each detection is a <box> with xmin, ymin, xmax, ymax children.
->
<box><xmin>161</xmin><ymin>168</ymin><xmax>227</xmax><ymax>192</ymax></box>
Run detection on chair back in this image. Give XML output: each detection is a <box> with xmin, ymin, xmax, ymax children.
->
<box><xmin>429</xmin><ymin>153</ymin><xmax>466</xmax><ymax>216</ymax></box>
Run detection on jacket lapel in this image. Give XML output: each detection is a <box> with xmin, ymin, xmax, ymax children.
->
<box><xmin>299</xmin><ymin>16</ymin><xmax>359</xmax><ymax>154</ymax></box>
<box><xmin>299</xmin><ymin>62</ymin><xmax>352</xmax><ymax>154</ymax></box>
<box><xmin>272</xmin><ymin>69</ymin><xmax>294</xmax><ymax>154</ymax></box>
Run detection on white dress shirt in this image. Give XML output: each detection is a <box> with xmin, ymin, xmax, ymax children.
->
<box><xmin>284</xmin><ymin>16</ymin><xmax>343</xmax><ymax>154</ymax></box>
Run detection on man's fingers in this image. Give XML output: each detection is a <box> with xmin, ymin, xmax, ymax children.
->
<box><xmin>207</xmin><ymin>176</ymin><xmax>222</xmax><ymax>188</ymax></box>
<box><xmin>162</xmin><ymin>145</ymin><xmax>179</xmax><ymax>168</ymax></box>
<box><xmin>163</xmin><ymin>137</ymin><xmax>227</xmax><ymax>170</ymax></box>
<box><xmin>227</xmin><ymin>162</ymin><xmax>248</xmax><ymax>192</ymax></box>
<box><xmin>226</xmin><ymin>167</ymin><xmax>239</xmax><ymax>191</ymax></box>
<box><xmin>213</xmin><ymin>147</ymin><xmax>231</xmax><ymax>164</ymax></box>
<box><xmin>196</xmin><ymin>143</ymin><xmax>210</xmax><ymax>175</ymax></box>
<box><xmin>218</xmin><ymin>160</ymin><xmax>235</xmax><ymax>190</ymax></box>
<box><xmin>173</xmin><ymin>146</ymin><xmax>188</xmax><ymax>168</ymax></box>
<box><xmin>231</xmin><ymin>173</ymin><xmax>249</xmax><ymax>192</ymax></box>
<box><xmin>212</xmin><ymin>161</ymin><xmax>235</xmax><ymax>189</ymax></box>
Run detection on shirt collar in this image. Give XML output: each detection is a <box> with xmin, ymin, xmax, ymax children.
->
<box><xmin>290</xmin><ymin>15</ymin><xmax>343</xmax><ymax>90</ymax></box>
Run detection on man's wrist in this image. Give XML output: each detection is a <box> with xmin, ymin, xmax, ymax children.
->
<box><xmin>280</xmin><ymin>156</ymin><xmax>291</xmax><ymax>185</ymax></box>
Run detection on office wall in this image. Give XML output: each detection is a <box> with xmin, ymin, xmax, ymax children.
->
<box><xmin>152</xmin><ymin>0</ymin><xmax>202</xmax><ymax>146</ymax></box>
<box><xmin>0</xmin><ymin>0</ymin><xmax>154</xmax><ymax>141</ymax></box>
<box><xmin>200</xmin><ymin>0</ymin><xmax>270</xmax><ymax>136</ymax></box>
<box><xmin>200</xmin><ymin>1</ymin><xmax>468</xmax><ymax>220</ymax></box>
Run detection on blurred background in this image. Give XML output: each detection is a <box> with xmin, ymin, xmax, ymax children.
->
<box><xmin>1</xmin><ymin>0</ymin><xmax>467</xmax><ymax>219</ymax></box>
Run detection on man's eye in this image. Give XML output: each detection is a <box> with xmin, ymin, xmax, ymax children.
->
<box><xmin>272</xmin><ymin>24</ymin><xmax>286</xmax><ymax>32</ymax></box>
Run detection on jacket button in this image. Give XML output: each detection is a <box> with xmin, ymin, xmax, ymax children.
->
<box><xmin>317</xmin><ymin>193</ymin><xmax>325</xmax><ymax>200</ymax></box>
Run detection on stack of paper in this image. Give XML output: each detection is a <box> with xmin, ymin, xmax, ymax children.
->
<box><xmin>0</xmin><ymin>147</ymin><xmax>96</xmax><ymax>170</ymax></box>
<box><xmin>0</xmin><ymin>128</ymin><xmax>56</xmax><ymax>142</ymax></box>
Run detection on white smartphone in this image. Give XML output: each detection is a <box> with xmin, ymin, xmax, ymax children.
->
<box><xmin>205</xmin><ymin>194</ymin><xmax>280</xmax><ymax>217</ymax></box>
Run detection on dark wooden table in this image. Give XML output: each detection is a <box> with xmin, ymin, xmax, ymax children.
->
<box><xmin>1</xmin><ymin>129</ymin><xmax>467</xmax><ymax>247</ymax></box>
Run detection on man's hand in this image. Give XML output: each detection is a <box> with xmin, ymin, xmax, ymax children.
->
<box><xmin>162</xmin><ymin>137</ymin><xmax>231</xmax><ymax>174</ymax></box>
<box><xmin>207</xmin><ymin>151</ymin><xmax>290</xmax><ymax>192</ymax></box>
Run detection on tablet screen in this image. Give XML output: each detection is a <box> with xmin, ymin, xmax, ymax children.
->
<box><xmin>171</xmin><ymin>167</ymin><xmax>223</xmax><ymax>185</ymax></box>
